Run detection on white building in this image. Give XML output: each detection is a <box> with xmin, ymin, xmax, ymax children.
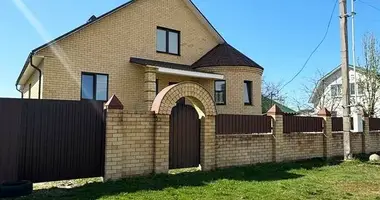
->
<box><xmin>309</xmin><ymin>65</ymin><xmax>380</xmax><ymax>117</ymax></box>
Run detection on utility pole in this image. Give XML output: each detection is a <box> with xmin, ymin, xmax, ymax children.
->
<box><xmin>339</xmin><ymin>0</ymin><xmax>352</xmax><ymax>160</ymax></box>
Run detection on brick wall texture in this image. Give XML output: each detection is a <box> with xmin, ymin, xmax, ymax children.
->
<box><xmin>105</xmin><ymin>110</ymin><xmax>155</xmax><ymax>180</ymax></box>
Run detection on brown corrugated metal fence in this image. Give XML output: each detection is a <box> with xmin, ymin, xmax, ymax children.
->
<box><xmin>370</xmin><ymin>118</ymin><xmax>380</xmax><ymax>131</ymax></box>
<box><xmin>216</xmin><ymin>114</ymin><xmax>272</xmax><ymax>134</ymax></box>
<box><xmin>0</xmin><ymin>98</ymin><xmax>105</xmax><ymax>183</ymax></box>
<box><xmin>283</xmin><ymin>116</ymin><xmax>323</xmax><ymax>133</ymax></box>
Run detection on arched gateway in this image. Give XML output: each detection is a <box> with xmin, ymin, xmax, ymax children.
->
<box><xmin>151</xmin><ymin>82</ymin><xmax>217</xmax><ymax>172</ymax></box>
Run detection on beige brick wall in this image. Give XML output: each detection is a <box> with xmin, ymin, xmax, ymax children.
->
<box><xmin>105</xmin><ymin>110</ymin><xmax>155</xmax><ymax>180</ymax></box>
<box><xmin>367</xmin><ymin>132</ymin><xmax>380</xmax><ymax>153</ymax></box>
<box><xmin>332</xmin><ymin>132</ymin><xmax>365</xmax><ymax>156</ymax></box>
<box><xmin>282</xmin><ymin>133</ymin><xmax>324</xmax><ymax>161</ymax></box>
<box><xmin>216</xmin><ymin>134</ymin><xmax>273</xmax><ymax>168</ymax></box>
<box><xmin>32</xmin><ymin>0</ymin><xmax>220</xmax><ymax>111</ymax></box>
<box><xmin>198</xmin><ymin>66</ymin><xmax>263</xmax><ymax>115</ymax></box>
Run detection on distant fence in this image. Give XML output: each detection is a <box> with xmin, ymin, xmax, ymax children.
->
<box><xmin>283</xmin><ymin>116</ymin><xmax>323</xmax><ymax>133</ymax></box>
<box><xmin>332</xmin><ymin>117</ymin><xmax>343</xmax><ymax>132</ymax></box>
<box><xmin>215</xmin><ymin>114</ymin><xmax>272</xmax><ymax>134</ymax></box>
<box><xmin>370</xmin><ymin>118</ymin><xmax>380</xmax><ymax>131</ymax></box>
<box><xmin>0</xmin><ymin>98</ymin><xmax>105</xmax><ymax>183</ymax></box>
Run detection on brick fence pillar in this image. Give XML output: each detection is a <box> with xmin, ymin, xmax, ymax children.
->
<box><xmin>104</xmin><ymin>95</ymin><xmax>124</xmax><ymax>181</ymax></box>
<box><xmin>318</xmin><ymin>108</ymin><xmax>333</xmax><ymax>158</ymax></box>
<box><xmin>363</xmin><ymin>115</ymin><xmax>371</xmax><ymax>154</ymax></box>
<box><xmin>200</xmin><ymin>115</ymin><xmax>216</xmax><ymax>171</ymax></box>
<box><xmin>267</xmin><ymin>105</ymin><xmax>284</xmax><ymax>163</ymax></box>
<box><xmin>154</xmin><ymin>114</ymin><xmax>170</xmax><ymax>174</ymax></box>
<box><xmin>144</xmin><ymin>66</ymin><xmax>157</xmax><ymax>111</ymax></box>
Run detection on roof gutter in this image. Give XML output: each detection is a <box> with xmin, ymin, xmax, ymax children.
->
<box><xmin>16</xmin><ymin>52</ymin><xmax>42</xmax><ymax>99</ymax></box>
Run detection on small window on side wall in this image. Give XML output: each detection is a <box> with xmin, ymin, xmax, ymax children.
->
<box><xmin>244</xmin><ymin>81</ymin><xmax>252</xmax><ymax>105</ymax></box>
<box><xmin>215</xmin><ymin>80</ymin><xmax>226</xmax><ymax>105</ymax></box>
<box><xmin>156</xmin><ymin>27</ymin><xmax>180</xmax><ymax>55</ymax></box>
<box><xmin>81</xmin><ymin>72</ymin><xmax>109</xmax><ymax>101</ymax></box>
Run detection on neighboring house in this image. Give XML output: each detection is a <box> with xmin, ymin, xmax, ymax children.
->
<box><xmin>261</xmin><ymin>96</ymin><xmax>297</xmax><ymax>115</ymax></box>
<box><xmin>309</xmin><ymin>65</ymin><xmax>380</xmax><ymax>117</ymax></box>
<box><xmin>15</xmin><ymin>0</ymin><xmax>264</xmax><ymax>115</ymax></box>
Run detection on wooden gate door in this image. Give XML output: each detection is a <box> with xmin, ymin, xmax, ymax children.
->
<box><xmin>169</xmin><ymin>104</ymin><xmax>200</xmax><ymax>169</ymax></box>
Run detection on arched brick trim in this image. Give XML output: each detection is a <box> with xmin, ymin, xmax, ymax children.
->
<box><xmin>151</xmin><ymin>81</ymin><xmax>217</xmax><ymax>116</ymax></box>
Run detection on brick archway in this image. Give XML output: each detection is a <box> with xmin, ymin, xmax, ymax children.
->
<box><xmin>151</xmin><ymin>82</ymin><xmax>216</xmax><ymax>173</ymax></box>
<box><xmin>151</xmin><ymin>81</ymin><xmax>216</xmax><ymax>117</ymax></box>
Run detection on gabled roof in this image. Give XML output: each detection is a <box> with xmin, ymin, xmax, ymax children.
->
<box><xmin>16</xmin><ymin>0</ymin><xmax>226</xmax><ymax>86</ymax></box>
<box><xmin>309</xmin><ymin>65</ymin><xmax>365</xmax><ymax>103</ymax></box>
<box><xmin>191</xmin><ymin>43</ymin><xmax>263</xmax><ymax>70</ymax></box>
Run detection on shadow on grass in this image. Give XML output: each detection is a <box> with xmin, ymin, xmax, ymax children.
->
<box><xmin>21</xmin><ymin>158</ymin><xmax>342</xmax><ymax>200</ymax></box>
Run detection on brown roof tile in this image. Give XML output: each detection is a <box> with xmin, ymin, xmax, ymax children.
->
<box><xmin>191</xmin><ymin>43</ymin><xmax>264</xmax><ymax>70</ymax></box>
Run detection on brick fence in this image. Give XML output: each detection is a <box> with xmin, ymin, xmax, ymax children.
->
<box><xmin>216</xmin><ymin>106</ymin><xmax>380</xmax><ymax>168</ymax></box>
<box><xmin>104</xmin><ymin>95</ymin><xmax>380</xmax><ymax>180</ymax></box>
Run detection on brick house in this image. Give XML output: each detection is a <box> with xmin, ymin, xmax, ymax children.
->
<box><xmin>16</xmin><ymin>0</ymin><xmax>264</xmax><ymax>116</ymax></box>
<box><xmin>15</xmin><ymin>0</ymin><xmax>266</xmax><ymax>179</ymax></box>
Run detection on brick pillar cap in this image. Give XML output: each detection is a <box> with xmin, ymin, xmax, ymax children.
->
<box><xmin>105</xmin><ymin>95</ymin><xmax>124</xmax><ymax>110</ymax></box>
<box><xmin>317</xmin><ymin>108</ymin><xmax>331</xmax><ymax>116</ymax></box>
<box><xmin>267</xmin><ymin>105</ymin><xmax>283</xmax><ymax>115</ymax></box>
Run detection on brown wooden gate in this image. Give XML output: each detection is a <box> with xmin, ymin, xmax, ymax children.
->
<box><xmin>169</xmin><ymin>104</ymin><xmax>200</xmax><ymax>169</ymax></box>
<box><xmin>0</xmin><ymin>98</ymin><xmax>105</xmax><ymax>183</ymax></box>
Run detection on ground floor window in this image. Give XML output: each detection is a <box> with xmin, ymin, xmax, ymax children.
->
<box><xmin>244</xmin><ymin>81</ymin><xmax>252</xmax><ymax>105</ymax></box>
<box><xmin>215</xmin><ymin>80</ymin><xmax>226</xmax><ymax>105</ymax></box>
<box><xmin>81</xmin><ymin>72</ymin><xmax>109</xmax><ymax>101</ymax></box>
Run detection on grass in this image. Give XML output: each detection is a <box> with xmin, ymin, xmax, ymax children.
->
<box><xmin>16</xmin><ymin>157</ymin><xmax>380</xmax><ymax>200</ymax></box>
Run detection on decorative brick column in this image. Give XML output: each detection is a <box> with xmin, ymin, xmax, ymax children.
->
<box><xmin>144</xmin><ymin>66</ymin><xmax>157</xmax><ymax>111</ymax></box>
<box><xmin>318</xmin><ymin>108</ymin><xmax>333</xmax><ymax>158</ymax></box>
<box><xmin>154</xmin><ymin>114</ymin><xmax>170</xmax><ymax>174</ymax></box>
<box><xmin>363</xmin><ymin>114</ymin><xmax>371</xmax><ymax>154</ymax></box>
<box><xmin>267</xmin><ymin>105</ymin><xmax>284</xmax><ymax>163</ymax></box>
<box><xmin>200</xmin><ymin>115</ymin><xmax>216</xmax><ymax>171</ymax></box>
<box><xmin>104</xmin><ymin>95</ymin><xmax>124</xmax><ymax>181</ymax></box>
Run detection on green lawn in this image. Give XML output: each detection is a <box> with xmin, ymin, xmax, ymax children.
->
<box><xmin>18</xmin><ymin>157</ymin><xmax>380</xmax><ymax>200</ymax></box>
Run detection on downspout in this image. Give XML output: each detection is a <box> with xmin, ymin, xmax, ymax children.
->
<box><xmin>29</xmin><ymin>52</ymin><xmax>42</xmax><ymax>99</ymax></box>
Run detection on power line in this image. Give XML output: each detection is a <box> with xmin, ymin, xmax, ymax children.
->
<box><xmin>279</xmin><ymin>0</ymin><xmax>338</xmax><ymax>91</ymax></box>
<box><xmin>358</xmin><ymin>0</ymin><xmax>380</xmax><ymax>12</ymax></box>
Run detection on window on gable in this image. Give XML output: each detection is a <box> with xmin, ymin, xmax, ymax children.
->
<box><xmin>331</xmin><ymin>84</ymin><xmax>342</xmax><ymax>97</ymax></box>
<box><xmin>350</xmin><ymin>83</ymin><xmax>364</xmax><ymax>95</ymax></box>
<box><xmin>81</xmin><ymin>72</ymin><xmax>109</xmax><ymax>101</ymax></box>
<box><xmin>215</xmin><ymin>80</ymin><xmax>226</xmax><ymax>105</ymax></box>
<box><xmin>244</xmin><ymin>81</ymin><xmax>252</xmax><ymax>105</ymax></box>
<box><xmin>156</xmin><ymin>27</ymin><xmax>180</xmax><ymax>55</ymax></box>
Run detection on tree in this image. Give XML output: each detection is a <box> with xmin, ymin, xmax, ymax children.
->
<box><xmin>357</xmin><ymin>33</ymin><xmax>380</xmax><ymax>117</ymax></box>
<box><xmin>262</xmin><ymin>80</ymin><xmax>286</xmax><ymax>104</ymax></box>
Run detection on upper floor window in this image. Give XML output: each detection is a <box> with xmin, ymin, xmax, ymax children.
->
<box><xmin>244</xmin><ymin>81</ymin><xmax>252</xmax><ymax>105</ymax></box>
<box><xmin>350</xmin><ymin>83</ymin><xmax>364</xmax><ymax>95</ymax></box>
<box><xmin>215</xmin><ymin>80</ymin><xmax>226</xmax><ymax>105</ymax></box>
<box><xmin>81</xmin><ymin>72</ymin><xmax>108</xmax><ymax>101</ymax></box>
<box><xmin>331</xmin><ymin>84</ymin><xmax>342</xmax><ymax>97</ymax></box>
<box><xmin>156</xmin><ymin>27</ymin><xmax>180</xmax><ymax>55</ymax></box>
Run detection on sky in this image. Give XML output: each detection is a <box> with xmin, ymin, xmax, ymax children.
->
<box><xmin>1</xmin><ymin>0</ymin><xmax>380</xmax><ymax>108</ymax></box>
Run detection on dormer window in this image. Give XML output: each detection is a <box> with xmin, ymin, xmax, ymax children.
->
<box><xmin>156</xmin><ymin>27</ymin><xmax>180</xmax><ymax>55</ymax></box>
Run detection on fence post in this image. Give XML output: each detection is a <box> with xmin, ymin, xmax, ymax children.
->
<box><xmin>318</xmin><ymin>108</ymin><xmax>333</xmax><ymax>158</ymax></box>
<box><xmin>267</xmin><ymin>105</ymin><xmax>284</xmax><ymax>163</ymax></box>
<box><xmin>363</xmin><ymin>114</ymin><xmax>371</xmax><ymax>154</ymax></box>
<box><xmin>104</xmin><ymin>95</ymin><xmax>124</xmax><ymax>181</ymax></box>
